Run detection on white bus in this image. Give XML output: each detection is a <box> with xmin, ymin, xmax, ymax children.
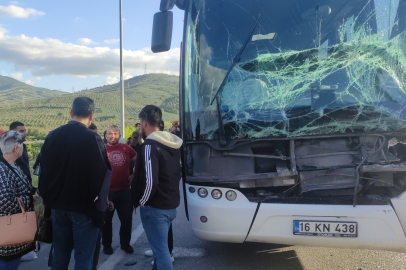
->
<box><xmin>152</xmin><ymin>0</ymin><xmax>406</xmax><ymax>253</ymax></box>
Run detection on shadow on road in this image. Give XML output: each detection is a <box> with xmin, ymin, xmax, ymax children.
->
<box><xmin>202</xmin><ymin>242</ymin><xmax>303</xmax><ymax>270</ymax></box>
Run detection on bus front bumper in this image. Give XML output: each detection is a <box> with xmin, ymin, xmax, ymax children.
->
<box><xmin>186</xmin><ymin>184</ymin><xmax>406</xmax><ymax>253</ymax></box>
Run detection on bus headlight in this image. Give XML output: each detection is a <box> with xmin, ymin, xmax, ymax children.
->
<box><xmin>198</xmin><ymin>188</ymin><xmax>208</xmax><ymax>198</ymax></box>
<box><xmin>226</xmin><ymin>190</ymin><xmax>237</xmax><ymax>201</ymax></box>
<box><xmin>211</xmin><ymin>189</ymin><xmax>222</xmax><ymax>200</ymax></box>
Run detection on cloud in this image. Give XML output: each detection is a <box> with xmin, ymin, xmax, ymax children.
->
<box><xmin>36</xmin><ymin>76</ymin><xmax>41</xmax><ymax>81</ymax></box>
<box><xmin>103</xmin><ymin>76</ymin><xmax>119</xmax><ymax>85</ymax></box>
<box><xmin>124</xmin><ymin>73</ymin><xmax>133</xmax><ymax>80</ymax></box>
<box><xmin>1</xmin><ymin>71</ymin><xmax>7</xmax><ymax>76</ymax></box>
<box><xmin>25</xmin><ymin>79</ymin><xmax>35</xmax><ymax>85</ymax></box>
<box><xmin>11</xmin><ymin>72</ymin><xmax>22</xmax><ymax>80</ymax></box>
<box><xmin>0</xmin><ymin>5</ymin><xmax>44</xmax><ymax>18</ymax></box>
<box><xmin>0</xmin><ymin>26</ymin><xmax>180</xmax><ymax>78</ymax></box>
<box><xmin>77</xmin><ymin>38</ymin><xmax>95</xmax><ymax>45</ymax></box>
<box><xmin>74</xmin><ymin>17</ymin><xmax>83</xmax><ymax>23</ymax></box>
<box><xmin>104</xmin><ymin>39</ymin><xmax>119</xmax><ymax>45</ymax></box>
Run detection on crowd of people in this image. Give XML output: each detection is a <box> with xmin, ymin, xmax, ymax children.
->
<box><xmin>0</xmin><ymin>97</ymin><xmax>183</xmax><ymax>270</ymax></box>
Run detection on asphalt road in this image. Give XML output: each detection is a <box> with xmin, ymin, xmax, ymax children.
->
<box><xmin>21</xmin><ymin>185</ymin><xmax>406</xmax><ymax>270</ymax></box>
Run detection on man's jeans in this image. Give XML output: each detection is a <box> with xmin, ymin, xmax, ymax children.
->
<box><xmin>51</xmin><ymin>209</ymin><xmax>100</xmax><ymax>270</ymax></box>
<box><xmin>141</xmin><ymin>206</ymin><xmax>177</xmax><ymax>270</ymax></box>
<box><xmin>102</xmin><ymin>189</ymin><xmax>133</xmax><ymax>247</ymax></box>
<box><xmin>0</xmin><ymin>258</ymin><xmax>21</xmax><ymax>270</ymax></box>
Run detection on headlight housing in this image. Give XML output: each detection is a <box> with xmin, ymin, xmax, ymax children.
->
<box><xmin>211</xmin><ymin>189</ymin><xmax>222</xmax><ymax>200</ymax></box>
<box><xmin>226</xmin><ymin>190</ymin><xmax>237</xmax><ymax>201</ymax></box>
<box><xmin>198</xmin><ymin>188</ymin><xmax>208</xmax><ymax>198</ymax></box>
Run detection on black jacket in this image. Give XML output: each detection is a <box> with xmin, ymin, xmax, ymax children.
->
<box><xmin>131</xmin><ymin>131</ymin><xmax>183</xmax><ymax>210</ymax></box>
<box><xmin>38</xmin><ymin>121</ymin><xmax>111</xmax><ymax>225</ymax></box>
<box><xmin>15</xmin><ymin>144</ymin><xmax>32</xmax><ymax>184</ymax></box>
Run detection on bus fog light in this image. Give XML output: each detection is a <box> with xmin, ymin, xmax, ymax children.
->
<box><xmin>200</xmin><ymin>216</ymin><xmax>208</xmax><ymax>223</ymax></box>
<box><xmin>198</xmin><ymin>188</ymin><xmax>208</xmax><ymax>198</ymax></box>
<box><xmin>226</xmin><ymin>190</ymin><xmax>237</xmax><ymax>201</ymax></box>
<box><xmin>211</xmin><ymin>189</ymin><xmax>222</xmax><ymax>199</ymax></box>
<box><xmin>189</xmin><ymin>187</ymin><xmax>196</xmax><ymax>193</ymax></box>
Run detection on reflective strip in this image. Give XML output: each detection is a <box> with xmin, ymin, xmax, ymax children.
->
<box><xmin>140</xmin><ymin>145</ymin><xmax>153</xmax><ymax>205</ymax></box>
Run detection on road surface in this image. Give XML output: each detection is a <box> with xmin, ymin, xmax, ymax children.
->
<box><xmin>20</xmin><ymin>185</ymin><xmax>406</xmax><ymax>270</ymax></box>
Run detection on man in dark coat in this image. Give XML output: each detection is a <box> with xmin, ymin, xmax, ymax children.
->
<box><xmin>9</xmin><ymin>122</ymin><xmax>31</xmax><ymax>184</ymax></box>
<box><xmin>38</xmin><ymin>97</ymin><xmax>111</xmax><ymax>270</ymax></box>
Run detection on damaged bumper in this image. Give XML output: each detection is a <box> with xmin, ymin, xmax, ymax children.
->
<box><xmin>186</xmin><ymin>184</ymin><xmax>406</xmax><ymax>252</ymax></box>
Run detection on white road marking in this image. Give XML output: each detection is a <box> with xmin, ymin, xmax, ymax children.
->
<box><xmin>173</xmin><ymin>247</ymin><xmax>208</xmax><ymax>258</ymax></box>
<box><xmin>98</xmin><ymin>223</ymin><xmax>144</xmax><ymax>270</ymax></box>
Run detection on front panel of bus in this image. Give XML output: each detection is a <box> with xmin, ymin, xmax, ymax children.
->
<box><xmin>180</xmin><ymin>0</ymin><xmax>406</xmax><ymax>252</ymax></box>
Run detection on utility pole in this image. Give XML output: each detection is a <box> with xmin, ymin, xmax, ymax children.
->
<box><xmin>119</xmin><ymin>0</ymin><xmax>125</xmax><ymax>139</ymax></box>
<box><xmin>72</xmin><ymin>86</ymin><xmax>75</xmax><ymax>95</ymax></box>
<box><xmin>144</xmin><ymin>64</ymin><xmax>148</xmax><ymax>74</ymax></box>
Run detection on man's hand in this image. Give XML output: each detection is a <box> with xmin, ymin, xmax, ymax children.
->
<box><xmin>128</xmin><ymin>174</ymin><xmax>134</xmax><ymax>186</ymax></box>
<box><xmin>108</xmin><ymin>201</ymin><xmax>114</xmax><ymax>211</ymax></box>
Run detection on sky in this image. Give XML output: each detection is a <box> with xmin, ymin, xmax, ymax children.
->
<box><xmin>0</xmin><ymin>0</ymin><xmax>184</xmax><ymax>92</ymax></box>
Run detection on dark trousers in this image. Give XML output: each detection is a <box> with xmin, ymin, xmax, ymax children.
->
<box><xmin>51</xmin><ymin>209</ymin><xmax>99</xmax><ymax>270</ymax></box>
<box><xmin>93</xmin><ymin>231</ymin><xmax>101</xmax><ymax>270</ymax></box>
<box><xmin>102</xmin><ymin>189</ymin><xmax>133</xmax><ymax>247</ymax></box>
<box><xmin>168</xmin><ymin>224</ymin><xmax>173</xmax><ymax>254</ymax></box>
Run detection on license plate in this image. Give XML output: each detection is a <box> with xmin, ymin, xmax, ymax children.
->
<box><xmin>293</xmin><ymin>220</ymin><xmax>357</xmax><ymax>237</ymax></box>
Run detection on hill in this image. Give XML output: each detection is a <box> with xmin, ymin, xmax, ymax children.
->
<box><xmin>0</xmin><ymin>74</ymin><xmax>180</xmax><ymax>139</ymax></box>
<box><xmin>0</xmin><ymin>75</ymin><xmax>65</xmax><ymax>104</ymax></box>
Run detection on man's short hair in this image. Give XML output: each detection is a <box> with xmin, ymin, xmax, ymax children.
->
<box><xmin>135</xmin><ymin>123</ymin><xmax>140</xmax><ymax>127</ymax></box>
<box><xmin>159</xmin><ymin>120</ymin><xmax>164</xmax><ymax>131</ymax></box>
<box><xmin>72</xmin><ymin>97</ymin><xmax>94</xmax><ymax>118</ymax></box>
<box><xmin>89</xmin><ymin>123</ymin><xmax>97</xmax><ymax>131</ymax></box>
<box><xmin>138</xmin><ymin>105</ymin><xmax>162</xmax><ymax>128</ymax></box>
<box><xmin>9</xmin><ymin>121</ymin><xmax>25</xmax><ymax>130</ymax></box>
<box><xmin>107</xmin><ymin>125</ymin><xmax>120</xmax><ymax>134</ymax></box>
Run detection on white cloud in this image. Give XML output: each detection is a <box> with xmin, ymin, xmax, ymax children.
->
<box><xmin>0</xmin><ymin>5</ymin><xmax>44</xmax><ymax>18</ymax></box>
<box><xmin>74</xmin><ymin>17</ymin><xmax>83</xmax><ymax>23</ymax></box>
<box><xmin>36</xmin><ymin>76</ymin><xmax>41</xmax><ymax>81</ymax></box>
<box><xmin>77</xmin><ymin>38</ymin><xmax>95</xmax><ymax>45</ymax></box>
<box><xmin>25</xmin><ymin>79</ymin><xmax>34</xmax><ymax>85</ymax></box>
<box><xmin>1</xmin><ymin>71</ymin><xmax>7</xmax><ymax>76</ymax></box>
<box><xmin>104</xmin><ymin>39</ymin><xmax>119</xmax><ymax>45</ymax></box>
<box><xmin>0</xmin><ymin>26</ymin><xmax>180</xmax><ymax>78</ymax></box>
<box><xmin>124</xmin><ymin>73</ymin><xmax>133</xmax><ymax>80</ymax></box>
<box><xmin>11</xmin><ymin>72</ymin><xmax>22</xmax><ymax>80</ymax></box>
<box><xmin>71</xmin><ymin>75</ymin><xmax>87</xmax><ymax>79</ymax></box>
<box><xmin>103</xmin><ymin>76</ymin><xmax>119</xmax><ymax>85</ymax></box>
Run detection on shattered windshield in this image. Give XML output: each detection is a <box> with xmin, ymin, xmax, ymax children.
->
<box><xmin>183</xmin><ymin>0</ymin><xmax>406</xmax><ymax>140</ymax></box>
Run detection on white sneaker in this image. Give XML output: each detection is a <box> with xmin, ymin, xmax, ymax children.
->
<box><xmin>144</xmin><ymin>250</ymin><xmax>153</xmax><ymax>257</ymax></box>
<box><xmin>151</xmin><ymin>255</ymin><xmax>175</xmax><ymax>265</ymax></box>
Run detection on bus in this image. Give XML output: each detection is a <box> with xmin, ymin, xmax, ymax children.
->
<box><xmin>151</xmin><ymin>0</ymin><xmax>406</xmax><ymax>253</ymax></box>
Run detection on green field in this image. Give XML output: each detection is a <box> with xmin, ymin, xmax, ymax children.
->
<box><xmin>0</xmin><ymin>74</ymin><xmax>180</xmax><ymax>139</ymax></box>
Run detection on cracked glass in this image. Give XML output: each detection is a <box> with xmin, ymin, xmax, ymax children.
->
<box><xmin>183</xmin><ymin>0</ymin><xmax>406</xmax><ymax>141</ymax></box>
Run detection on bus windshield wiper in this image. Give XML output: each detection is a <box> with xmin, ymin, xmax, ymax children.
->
<box><xmin>210</xmin><ymin>15</ymin><xmax>260</xmax><ymax>146</ymax></box>
<box><xmin>210</xmin><ymin>14</ymin><xmax>261</xmax><ymax>105</ymax></box>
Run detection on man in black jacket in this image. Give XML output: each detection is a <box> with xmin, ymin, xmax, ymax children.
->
<box><xmin>38</xmin><ymin>97</ymin><xmax>111</xmax><ymax>270</ymax></box>
<box><xmin>131</xmin><ymin>105</ymin><xmax>182</xmax><ymax>270</ymax></box>
<box><xmin>9</xmin><ymin>122</ymin><xmax>32</xmax><ymax>184</ymax></box>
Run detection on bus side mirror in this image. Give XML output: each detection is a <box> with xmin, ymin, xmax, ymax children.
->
<box><xmin>160</xmin><ymin>0</ymin><xmax>176</xmax><ymax>11</ymax></box>
<box><xmin>151</xmin><ymin>11</ymin><xmax>173</xmax><ymax>53</ymax></box>
<box><xmin>176</xmin><ymin>0</ymin><xmax>186</xmax><ymax>10</ymax></box>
